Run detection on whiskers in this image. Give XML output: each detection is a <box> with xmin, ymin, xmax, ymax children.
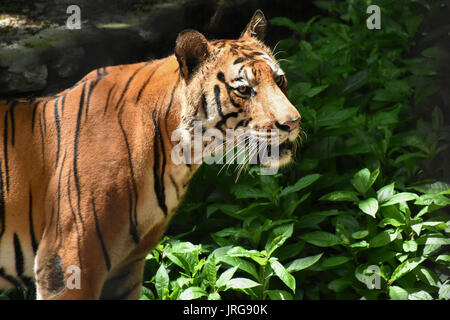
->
<box><xmin>204</xmin><ymin>127</ymin><xmax>307</xmax><ymax>181</ymax></box>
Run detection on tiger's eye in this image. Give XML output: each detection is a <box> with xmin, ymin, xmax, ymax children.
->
<box><xmin>238</xmin><ymin>86</ymin><xmax>248</xmax><ymax>94</ymax></box>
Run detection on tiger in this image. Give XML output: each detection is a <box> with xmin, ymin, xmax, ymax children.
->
<box><xmin>0</xmin><ymin>10</ymin><xmax>301</xmax><ymax>299</ymax></box>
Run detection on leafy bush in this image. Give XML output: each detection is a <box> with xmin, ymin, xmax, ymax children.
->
<box><xmin>141</xmin><ymin>0</ymin><xmax>450</xmax><ymax>300</ymax></box>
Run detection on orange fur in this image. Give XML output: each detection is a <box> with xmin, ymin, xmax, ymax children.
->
<box><xmin>0</xmin><ymin>10</ymin><xmax>300</xmax><ymax>299</ymax></box>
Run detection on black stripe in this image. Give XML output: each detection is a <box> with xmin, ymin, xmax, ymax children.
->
<box><xmin>215</xmin><ymin>112</ymin><xmax>239</xmax><ymax>130</ymax></box>
<box><xmin>73</xmin><ymin>83</ymin><xmax>87</xmax><ymax>231</ymax></box>
<box><xmin>152</xmin><ymin>109</ymin><xmax>168</xmax><ymax>215</ymax></box>
<box><xmin>42</xmin><ymin>100</ymin><xmax>48</xmax><ymax>135</ymax></box>
<box><xmin>117</xmin><ymin>114</ymin><xmax>139</xmax><ymax>244</ymax></box>
<box><xmin>231</xmin><ymin>77</ymin><xmax>244</xmax><ymax>82</ymax></box>
<box><xmin>67</xmin><ymin>168</ymin><xmax>83</xmax><ymax>265</ymax></box>
<box><xmin>31</xmin><ymin>100</ymin><xmax>39</xmax><ymax>132</ymax></box>
<box><xmin>3</xmin><ymin>110</ymin><xmax>9</xmax><ymax>192</ymax></box>
<box><xmin>103</xmin><ymin>83</ymin><xmax>116</xmax><ymax>115</ymax></box>
<box><xmin>13</xmin><ymin>233</ymin><xmax>33</xmax><ymax>289</ymax></box>
<box><xmin>13</xmin><ymin>233</ymin><xmax>24</xmax><ymax>276</ymax></box>
<box><xmin>201</xmin><ymin>93</ymin><xmax>208</xmax><ymax>119</ymax></box>
<box><xmin>233</xmin><ymin>57</ymin><xmax>247</xmax><ymax>65</ymax></box>
<box><xmin>217</xmin><ymin>73</ymin><xmax>242</xmax><ymax>109</ymax></box>
<box><xmin>9</xmin><ymin>101</ymin><xmax>18</xmax><ymax>146</ymax></box>
<box><xmin>61</xmin><ymin>93</ymin><xmax>67</xmax><ymax>115</ymax></box>
<box><xmin>91</xmin><ymin>198</ymin><xmax>111</xmax><ymax>271</ymax></box>
<box><xmin>0</xmin><ymin>165</ymin><xmax>4</xmax><ymax>239</ymax></box>
<box><xmin>217</xmin><ymin>72</ymin><xmax>225</xmax><ymax>82</ymax></box>
<box><xmin>234</xmin><ymin>117</ymin><xmax>252</xmax><ymax>130</ymax></box>
<box><xmin>164</xmin><ymin>78</ymin><xmax>179</xmax><ymax>121</ymax></box>
<box><xmin>252</xmin><ymin>51</ymin><xmax>265</xmax><ymax>56</ymax></box>
<box><xmin>163</xmin><ymin>78</ymin><xmax>180</xmax><ymax>140</ymax></box>
<box><xmin>0</xmin><ymin>268</ymin><xmax>21</xmax><ymax>287</ymax></box>
<box><xmin>28</xmin><ymin>188</ymin><xmax>38</xmax><ymax>254</ymax></box>
<box><xmin>56</xmin><ymin>151</ymin><xmax>67</xmax><ymax>245</ymax></box>
<box><xmin>54</xmin><ymin>98</ymin><xmax>61</xmax><ymax>167</ymax></box>
<box><xmin>38</xmin><ymin>110</ymin><xmax>45</xmax><ymax>164</ymax></box>
<box><xmin>85</xmin><ymin>79</ymin><xmax>100</xmax><ymax>120</ymax></box>
<box><xmin>214</xmin><ymin>85</ymin><xmax>224</xmax><ymax>117</ymax></box>
<box><xmin>115</xmin><ymin>64</ymin><xmax>148</xmax><ymax>111</ymax></box>
<box><xmin>136</xmin><ymin>62</ymin><xmax>163</xmax><ymax>103</ymax></box>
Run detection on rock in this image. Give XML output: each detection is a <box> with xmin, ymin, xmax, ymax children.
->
<box><xmin>0</xmin><ymin>47</ymin><xmax>48</xmax><ymax>94</ymax></box>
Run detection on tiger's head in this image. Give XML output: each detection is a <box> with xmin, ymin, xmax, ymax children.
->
<box><xmin>175</xmin><ymin>10</ymin><xmax>301</xmax><ymax>169</ymax></box>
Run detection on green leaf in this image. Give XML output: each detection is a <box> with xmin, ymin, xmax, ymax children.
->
<box><xmin>378</xmin><ymin>218</ymin><xmax>404</xmax><ymax>228</ymax></box>
<box><xmin>394</xmin><ymin>152</ymin><xmax>427</xmax><ymax>164</ymax></box>
<box><xmin>377</xmin><ymin>183</ymin><xmax>395</xmax><ymax>203</ymax></box>
<box><xmin>435</xmin><ymin>254</ymin><xmax>450</xmax><ymax>264</ymax></box>
<box><xmin>179</xmin><ymin>287</ymin><xmax>208</xmax><ymax>300</ymax></box>
<box><xmin>359</xmin><ymin>198</ymin><xmax>379</xmax><ymax>218</ymax></box>
<box><xmin>204</xmin><ymin>255</ymin><xmax>217</xmax><ymax>287</ymax></box>
<box><xmin>319</xmin><ymin>191</ymin><xmax>359</xmax><ymax>203</ymax></box>
<box><xmin>208</xmin><ymin>292</ymin><xmax>221</xmax><ymax>300</ymax></box>
<box><xmin>380</xmin><ymin>193</ymin><xmax>419</xmax><ymax>207</ymax></box>
<box><xmin>389</xmin><ymin>286</ymin><xmax>409</xmax><ymax>300</ymax></box>
<box><xmin>305</xmin><ymin>84</ymin><xmax>328</xmax><ymax>98</ymax></box>
<box><xmin>350</xmin><ymin>240</ymin><xmax>369</xmax><ymax>248</ymax></box>
<box><xmin>408</xmin><ymin>290</ymin><xmax>433</xmax><ymax>300</ymax></box>
<box><xmin>155</xmin><ymin>264</ymin><xmax>169</xmax><ymax>299</ymax></box>
<box><xmin>342</xmin><ymin>70</ymin><xmax>368</xmax><ymax>94</ymax></box>
<box><xmin>265</xmin><ymin>290</ymin><xmax>293</xmax><ymax>300</ymax></box>
<box><xmin>270</xmin><ymin>259</ymin><xmax>296</xmax><ymax>293</ymax></box>
<box><xmin>279</xmin><ymin>174</ymin><xmax>321</xmax><ymax>197</ymax></box>
<box><xmin>226</xmin><ymin>278</ymin><xmax>260</xmax><ymax>290</ymax></box>
<box><xmin>415</xmin><ymin>194</ymin><xmax>450</xmax><ymax>206</ymax></box>
<box><xmin>216</xmin><ymin>266</ymin><xmax>238</xmax><ymax>289</ymax></box>
<box><xmin>328</xmin><ymin>278</ymin><xmax>353</xmax><ymax>293</ymax></box>
<box><xmin>321</xmin><ymin>256</ymin><xmax>352</xmax><ymax>268</ymax></box>
<box><xmin>165</xmin><ymin>252</ymin><xmax>194</xmax><ymax>275</ymax></box>
<box><xmin>270</xmin><ymin>17</ymin><xmax>302</xmax><ymax>34</ymax></box>
<box><xmin>300</xmin><ymin>231</ymin><xmax>342</xmax><ymax>247</ymax></box>
<box><xmin>230</xmin><ymin>184</ymin><xmax>269</xmax><ymax>200</ymax></box>
<box><xmin>389</xmin><ymin>257</ymin><xmax>425</xmax><ymax>283</ymax></box>
<box><xmin>286</xmin><ymin>253</ymin><xmax>323</xmax><ymax>273</ymax></box>
<box><xmin>416</xmin><ymin>266</ymin><xmax>439</xmax><ymax>287</ymax></box>
<box><xmin>266</xmin><ymin>224</ymin><xmax>294</xmax><ymax>256</ymax></box>
<box><xmin>402</xmin><ymin>240</ymin><xmax>418</xmax><ymax>252</ymax></box>
<box><xmin>439</xmin><ymin>283</ymin><xmax>450</xmax><ymax>300</ymax></box>
<box><xmin>285</xmin><ymin>193</ymin><xmax>310</xmax><ymax>216</ymax></box>
<box><xmin>409</xmin><ymin>181</ymin><xmax>450</xmax><ymax>194</ymax></box>
<box><xmin>216</xmin><ymin>255</ymin><xmax>259</xmax><ymax>280</ymax></box>
<box><xmin>351</xmin><ymin>168</ymin><xmax>371</xmax><ymax>194</ymax></box>
<box><xmin>351</xmin><ymin>230</ymin><xmax>369</xmax><ymax>239</ymax></box>
<box><xmin>369</xmin><ymin>229</ymin><xmax>398</xmax><ymax>248</ymax></box>
<box><xmin>140</xmin><ymin>286</ymin><xmax>155</xmax><ymax>300</ymax></box>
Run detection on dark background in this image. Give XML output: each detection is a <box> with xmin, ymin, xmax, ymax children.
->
<box><xmin>0</xmin><ymin>0</ymin><xmax>322</xmax><ymax>97</ymax></box>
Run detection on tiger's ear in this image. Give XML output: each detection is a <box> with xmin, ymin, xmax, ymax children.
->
<box><xmin>239</xmin><ymin>9</ymin><xmax>267</xmax><ymax>41</ymax></box>
<box><xmin>175</xmin><ymin>29</ymin><xmax>210</xmax><ymax>81</ymax></box>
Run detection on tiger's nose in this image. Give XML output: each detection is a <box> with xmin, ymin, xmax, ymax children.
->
<box><xmin>276</xmin><ymin>117</ymin><xmax>301</xmax><ymax>132</ymax></box>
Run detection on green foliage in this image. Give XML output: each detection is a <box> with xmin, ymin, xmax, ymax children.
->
<box><xmin>141</xmin><ymin>0</ymin><xmax>449</xmax><ymax>300</ymax></box>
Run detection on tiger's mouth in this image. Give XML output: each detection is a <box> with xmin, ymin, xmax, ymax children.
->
<box><xmin>259</xmin><ymin>139</ymin><xmax>296</xmax><ymax>169</ymax></box>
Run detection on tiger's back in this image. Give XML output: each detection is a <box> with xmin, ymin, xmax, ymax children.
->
<box><xmin>0</xmin><ymin>57</ymin><xmax>184</xmax><ymax>296</ymax></box>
